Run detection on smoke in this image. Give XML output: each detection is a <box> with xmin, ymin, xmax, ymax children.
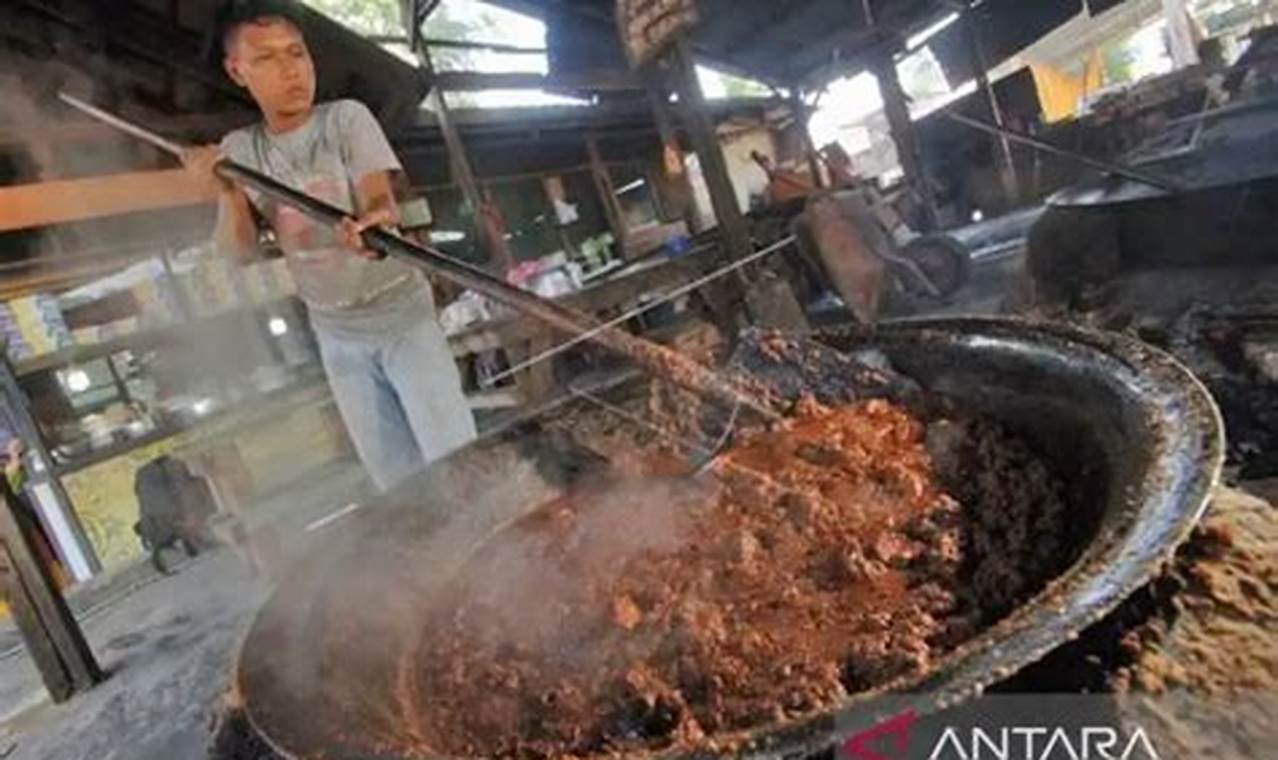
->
<box><xmin>228</xmin><ymin>438</ymin><xmax>715</xmax><ymax>752</ymax></box>
<box><xmin>0</xmin><ymin>42</ymin><xmax>298</xmax><ymax>384</ymax></box>
<box><xmin>0</xmin><ymin>56</ymin><xmax>154</xmax><ymax>181</ymax></box>
<box><xmin>0</xmin><ymin>54</ymin><xmax>315</xmax><ymax>581</ymax></box>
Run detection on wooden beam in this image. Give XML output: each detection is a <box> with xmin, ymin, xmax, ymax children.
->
<box><xmin>0</xmin><ymin>480</ymin><xmax>103</xmax><ymax>700</ymax></box>
<box><xmin>410</xmin><ymin>158</ymin><xmax>653</xmax><ymax>192</ymax></box>
<box><xmin>399</xmin><ymin>96</ymin><xmax>784</xmax><ymax>138</ymax></box>
<box><xmin>873</xmin><ymin>50</ymin><xmax>937</xmax><ymax>230</ymax></box>
<box><xmin>1</xmin><ymin>542</ymin><xmax>73</xmax><ymax>702</ymax></box>
<box><xmin>0</xmin><ymin>170</ymin><xmax>215</xmax><ymax>232</ymax></box>
<box><xmin>421</xmin><ymin>38</ymin><xmax>546</xmax><ymax>54</ymax></box>
<box><xmin>419</xmin><ymin>46</ymin><xmax>514</xmax><ymax>272</ymax></box>
<box><xmin>0</xmin><ymin>260</ymin><xmax>144</xmax><ymax>301</ymax></box>
<box><xmin>668</xmin><ymin>39</ymin><xmax>754</xmax><ymax>267</ymax></box>
<box><xmin>789</xmin><ymin>90</ymin><xmax>825</xmax><ymax>190</ymax></box>
<box><xmin>408</xmin><ymin>104</ymin><xmax>624</xmax><ymax>131</ymax></box>
<box><xmin>428</xmin><ymin>90</ymin><xmax>484</xmax><ymax>213</ymax></box>
<box><xmin>435</xmin><ymin>69</ymin><xmax>643</xmax><ymax>92</ymax></box>
<box><xmin>586</xmin><ymin>135</ymin><xmax>629</xmax><ymax>252</ymax></box>
<box><xmin>645</xmin><ymin>72</ymin><xmax>699</xmax><ymax>230</ymax></box>
<box><xmin>962</xmin><ymin>11</ymin><xmax>1019</xmax><ymax>207</ymax></box>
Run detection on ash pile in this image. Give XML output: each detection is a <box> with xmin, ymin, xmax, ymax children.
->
<box><xmin>1074</xmin><ymin>267</ymin><xmax>1278</xmax><ymax>482</ymax></box>
<box><xmin>1162</xmin><ymin>305</ymin><xmax>1278</xmax><ymax>479</ymax></box>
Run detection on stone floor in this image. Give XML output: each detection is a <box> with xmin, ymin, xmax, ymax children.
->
<box><xmin>0</xmin><ymin>550</ymin><xmax>267</xmax><ymax>760</ymax></box>
<box><xmin>0</xmin><ymin>459</ymin><xmax>373</xmax><ymax>760</ymax></box>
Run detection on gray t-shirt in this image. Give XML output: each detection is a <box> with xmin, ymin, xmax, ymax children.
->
<box><xmin>220</xmin><ymin>99</ymin><xmax>433</xmax><ymax>336</ymax></box>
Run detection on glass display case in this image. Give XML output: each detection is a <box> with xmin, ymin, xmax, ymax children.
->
<box><xmin>16</xmin><ymin>299</ymin><xmax>323</xmax><ymax>476</ymax></box>
<box><xmin>4</xmin><ymin>244</ymin><xmax>325</xmax><ymax>477</ymax></box>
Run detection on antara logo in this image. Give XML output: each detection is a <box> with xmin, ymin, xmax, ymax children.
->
<box><xmin>842</xmin><ymin>711</ymin><xmax>1161</xmax><ymax>760</ymax></box>
<box><xmin>843</xmin><ymin>710</ymin><xmax>919</xmax><ymax>760</ymax></box>
<box><xmin>926</xmin><ymin>726</ymin><xmax>1160</xmax><ymax>760</ymax></box>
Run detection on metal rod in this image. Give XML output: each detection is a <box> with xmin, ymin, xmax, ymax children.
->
<box><xmin>568</xmin><ymin>385</ymin><xmax>762</xmax><ymax>479</ymax></box>
<box><xmin>484</xmin><ymin>235</ymin><xmax>798</xmax><ymax>387</ymax></box>
<box><xmin>59</xmin><ymin>95</ymin><xmax>780</xmax><ymax>420</ymax></box>
<box><xmin>420</xmin><ymin>37</ymin><xmax>547</xmax><ymax>54</ymax></box>
<box><xmin>961</xmin><ymin>10</ymin><xmax>1019</xmax><ymax>204</ymax></box>
<box><xmin>941</xmin><ymin>111</ymin><xmax>1184</xmax><ymax>192</ymax></box>
<box><xmin>568</xmin><ymin>385</ymin><xmax>720</xmax><ymax>460</ymax></box>
<box><xmin>58</xmin><ymin>93</ymin><xmax>186</xmax><ymax>157</ymax></box>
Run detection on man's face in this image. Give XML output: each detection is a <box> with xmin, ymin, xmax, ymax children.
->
<box><xmin>224</xmin><ymin>19</ymin><xmax>316</xmax><ymax>120</ymax></box>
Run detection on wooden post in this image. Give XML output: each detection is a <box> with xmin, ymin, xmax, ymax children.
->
<box><xmin>586</xmin><ymin>135</ymin><xmax>629</xmax><ymax>256</ymax></box>
<box><xmin>541</xmin><ymin>174</ymin><xmax>579</xmax><ymax>256</ymax></box>
<box><xmin>2</xmin><ymin>543</ymin><xmax>72</xmax><ymax>702</ymax></box>
<box><xmin>0</xmin><ymin>482</ymin><xmax>103</xmax><ymax>701</ymax></box>
<box><xmin>645</xmin><ymin>76</ymin><xmax>699</xmax><ymax>231</ymax></box>
<box><xmin>644</xmin><ymin>165</ymin><xmax>670</xmax><ymax>221</ymax></box>
<box><xmin>789</xmin><ymin>90</ymin><xmax>825</xmax><ymax>190</ymax></box>
<box><xmin>874</xmin><ymin>49</ymin><xmax>939</xmax><ymax>231</ymax></box>
<box><xmin>962</xmin><ymin>11</ymin><xmax>1019</xmax><ymax>208</ymax></box>
<box><xmin>668</xmin><ymin>38</ymin><xmax>754</xmax><ymax>267</ymax></box>
<box><xmin>1162</xmin><ymin>0</ymin><xmax>1200</xmax><ymax>69</ymax></box>
<box><xmin>476</xmin><ymin>185</ymin><xmax>516</xmax><ymax>273</ymax></box>
<box><xmin>0</xmin><ymin>356</ymin><xmax>100</xmax><ymax>581</ymax></box>
<box><xmin>419</xmin><ymin>49</ymin><xmax>515</xmax><ymax>272</ymax></box>
<box><xmin>428</xmin><ymin>86</ymin><xmax>483</xmax><ymax>218</ymax></box>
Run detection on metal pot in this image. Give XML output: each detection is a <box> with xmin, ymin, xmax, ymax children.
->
<box><xmin>235</xmin><ymin>318</ymin><xmax>1223</xmax><ymax>760</ymax></box>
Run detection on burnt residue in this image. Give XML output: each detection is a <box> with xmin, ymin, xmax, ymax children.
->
<box><xmin>1160</xmin><ymin>304</ymin><xmax>1278</xmax><ymax>479</ymax></box>
<box><xmin>729</xmin><ymin>330</ymin><xmax>926</xmax><ymax>412</ymax></box>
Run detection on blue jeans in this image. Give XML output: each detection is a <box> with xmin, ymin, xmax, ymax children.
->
<box><xmin>314</xmin><ymin>314</ymin><xmax>477</xmax><ymax>491</ymax></box>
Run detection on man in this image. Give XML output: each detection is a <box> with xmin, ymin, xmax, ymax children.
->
<box><xmin>183</xmin><ymin>4</ymin><xmax>476</xmax><ymax>491</ymax></box>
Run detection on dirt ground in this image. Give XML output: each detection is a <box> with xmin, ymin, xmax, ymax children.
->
<box><xmin>1113</xmin><ymin>486</ymin><xmax>1278</xmax><ymax>757</ymax></box>
<box><xmin>0</xmin><ymin>550</ymin><xmax>269</xmax><ymax>760</ymax></box>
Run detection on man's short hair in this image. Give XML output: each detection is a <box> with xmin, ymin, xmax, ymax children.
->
<box><xmin>220</xmin><ymin>0</ymin><xmax>304</xmax><ymax>56</ymax></box>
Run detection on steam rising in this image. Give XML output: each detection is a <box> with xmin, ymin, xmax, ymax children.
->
<box><xmin>444</xmin><ymin>477</ymin><xmax>709</xmax><ymax>660</ymax></box>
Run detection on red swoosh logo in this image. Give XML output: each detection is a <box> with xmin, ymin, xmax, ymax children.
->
<box><xmin>842</xmin><ymin>710</ymin><xmax>918</xmax><ymax>760</ymax></box>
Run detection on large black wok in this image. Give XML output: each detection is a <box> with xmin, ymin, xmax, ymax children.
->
<box><xmin>234</xmin><ymin>318</ymin><xmax>1223</xmax><ymax>759</ymax></box>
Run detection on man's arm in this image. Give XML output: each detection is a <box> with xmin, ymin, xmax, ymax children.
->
<box><xmin>183</xmin><ymin>146</ymin><xmax>258</xmax><ymax>264</ymax></box>
<box><xmin>337</xmin><ymin>170</ymin><xmax>401</xmax><ymax>258</ymax></box>
<box><xmin>214</xmin><ymin>184</ymin><xmax>260</xmax><ymax>263</ymax></box>
<box><xmin>335</xmin><ymin>101</ymin><xmax>405</xmax><ymax>258</ymax></box>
